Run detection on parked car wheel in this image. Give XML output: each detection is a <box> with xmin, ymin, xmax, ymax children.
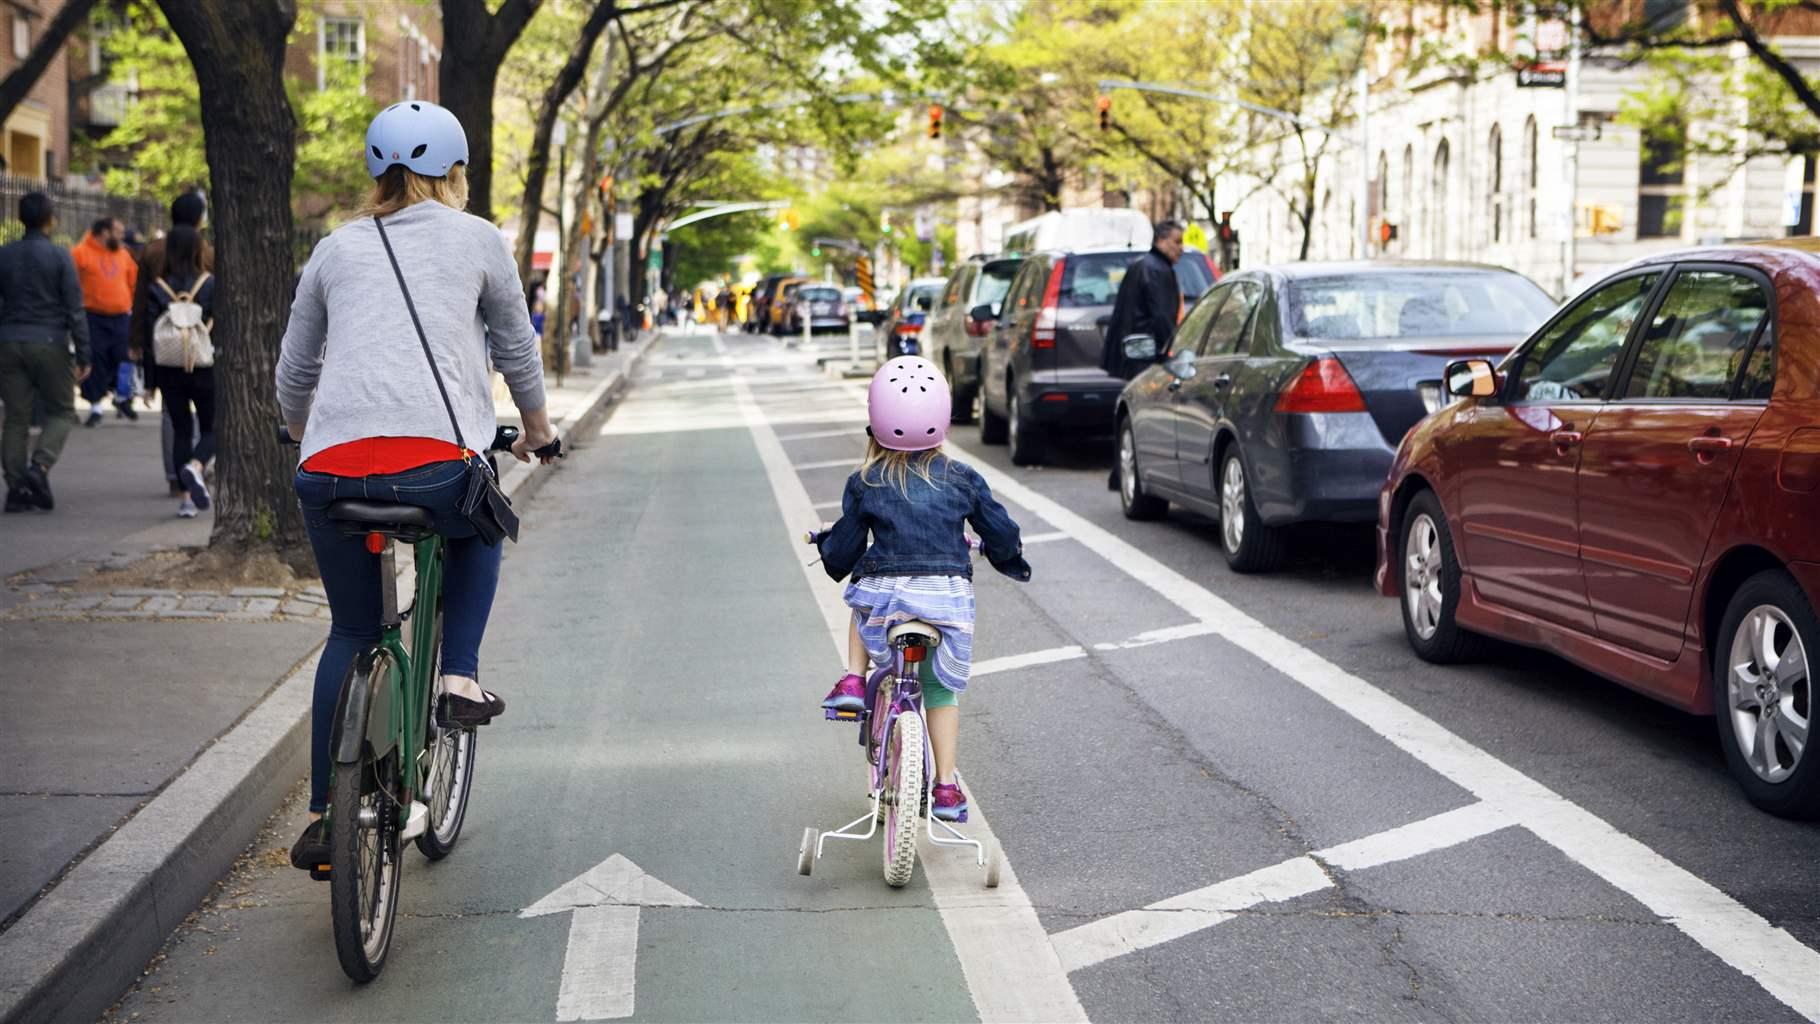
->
<box><xmin>979</xmin><ymin>391</ymin><xmax>1008</xmax><ymax>445</ymax></box>
<box><xmin>1217</xmin><ymin>448</ymin><xmax>1285</xmax><ymax>573</ymax></box>
<box><xmin>945</xmin><ymin>355</ymin><xmax>974</xmax><ymax>424</ymax></box>
<box><xmin>1118</xmin><ymin>420</ymin><xmax>1166</xmax><ymax>521</ymax></box>
<box><xmin>1714</xmin><ymin>570</ymin><xmax>1820</xmax><ymax>819</ymax></box>
<box><xmin>1397</xmin><ymin>489</ymin><xmax>1487</xmax><ymax>663</ymax></box>
<box><xmin>1008</xmin><ymin>390</ymin><xmax>1045</xmax><ymax>466</ymax></box>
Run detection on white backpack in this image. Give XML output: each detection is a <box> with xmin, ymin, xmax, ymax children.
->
<box><xmin>152</xmin><ymin>273</ymin><xmax>214</xmax><ymax>371</ymax></box>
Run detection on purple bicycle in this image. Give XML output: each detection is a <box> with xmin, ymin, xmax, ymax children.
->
<box><xmin>797</xmin><ymin>531</ymin><xmax>1001</xmax><ymax>888</ymax></box>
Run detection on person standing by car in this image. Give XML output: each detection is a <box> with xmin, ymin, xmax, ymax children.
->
<box><xmin>132</xmin><ymin>192</ymin><xmax>213</xmax><ymax>497</ymax></box>
<box><xmin>0</xmin><ymin>192</ymin><xmax>89</xmax><ymax>512</ymax></box>
<box><xmin>73</xmin><ymin>216</ymin><xmax>138</xmax><ymax>425</ymax></box>
<box><xmin>1102</xmin><ymin>220</ymin><xmax>1183</xmax><ymax>488</ymax></box>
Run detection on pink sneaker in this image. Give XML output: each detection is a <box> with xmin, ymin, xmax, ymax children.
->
<box><xmin>932</xmin><ymin>782</ymin><xmax>968</xmax><ymax>822</ymax></box>
<box><xmin>821</xmin><ymin>673</ymin><xmax>865</xmax><ymax>713</ymax></box>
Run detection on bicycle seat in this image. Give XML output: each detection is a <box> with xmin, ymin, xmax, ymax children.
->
<box><xmin>887</xmin><ymin>619</ymin><xmax>942</xmax><ymax>648</ymax></box>
<box><xmin>326</xmin><ymin>500</ymin><xmax>434</xmax><ymax>535</ymax></box>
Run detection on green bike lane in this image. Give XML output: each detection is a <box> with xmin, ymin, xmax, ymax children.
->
<box><xmin>105</xmin><ymin>333</ymin><xmax>977</xmax><ymax>1023</ymax></box>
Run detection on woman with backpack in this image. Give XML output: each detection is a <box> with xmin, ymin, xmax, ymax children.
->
<box><xmin>147</xmin><ymin>223</ymin><xmax>214</xmax><ymax>517</ymax></box>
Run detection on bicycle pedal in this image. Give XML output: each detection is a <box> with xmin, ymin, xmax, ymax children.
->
<box><xmin>824</xmin><ymin>708</ymin><xmax>860</xmax><ymax>722</ymax></box>
<box><xmin>308</xmin><ymin>865</ymin><xmax>332</xmax><ymax>881</ymax></box>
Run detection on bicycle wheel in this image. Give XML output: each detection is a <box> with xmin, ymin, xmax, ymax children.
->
<box><xmin>417</xmin><ymin>622</ymin><xmax>476</xmax><ymax>860</ymax></box>
<box><xmin>883</xmin><ymin>710</ymin><xmax>924</xmax><ymax>888</ymax></box>
<box><xmin>330</xmin><ymin>750</ymin><xmax>403</xmax><ymax>983</ymax></box>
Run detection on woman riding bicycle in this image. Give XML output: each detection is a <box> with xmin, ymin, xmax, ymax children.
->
<box><xmin>275</xmin><ymin>101</ymin><xmax>556</xmax><ymax>872</ymax></box>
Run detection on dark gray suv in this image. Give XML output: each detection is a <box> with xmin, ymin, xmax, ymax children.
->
<box><xmin>978</xmin><ymin>246</ymin><xmax>1214</xmax><ymax>465</ymax></box>
<box><xmin>924</xmin><ymin>255</ymin><xmax>1023</xmax><ymax>424</ymax></box>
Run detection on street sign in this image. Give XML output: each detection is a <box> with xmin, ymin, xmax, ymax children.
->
<box><xmin>855</xmin><ymin>255</ymin><xmax>875</xmax><ymax>305</ymax></box>
<box><xmin>914</xmin><ymin>206</ymin><xmax>935</xmax><ymax>243</ymax></box>
<box><xmin>520</xmin><ymin>854</ymin><xmax>700</xmax><ymax>1021</ymax></box>
<box><xmin>1183</xmin><ymin>222</ymin><xmax>1208</xmax><ymax>251</ymax></box>
<box><xmin>1517</xmin><ymin>64</ymin><xmax>1566</xmax><ymax>88</ymax></box>
<box><xmin>1552</xmin><ymin>124</ymin><xmax>1601</xmax><ymax>142</ymax></box>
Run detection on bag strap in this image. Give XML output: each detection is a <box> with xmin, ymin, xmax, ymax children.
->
<box><xmin>373</xmin><ymin>216</ymin><xmax>468</xmax><ymax>453</ymax></box>
<box><xmin>154</xmin><ymin>278</ymin><xmax>177</xmax><ymax>302</ymax></box>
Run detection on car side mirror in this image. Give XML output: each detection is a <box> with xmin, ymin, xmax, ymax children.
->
<box><xmin>1445</xmin><ymin>358</ymin><xmax>1500</xmax><ymax>399</ymax></box>
<box><xmin>1122</xmin><ymin>333</ymin><xmax>1159</xmax><ymax>362</ymax></box>
<box><xmin>1165</xmin><ymin>348</ymin><xmax>1197</xmax><ymax>379</ymax></box>
<box><xmin>969</xmin><ymin>303</ymin><xmax>996</xmax><ymax>324</ymax></box>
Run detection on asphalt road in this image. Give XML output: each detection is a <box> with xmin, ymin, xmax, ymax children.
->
<box><xmin>107</xmin><ymin>331</ymin><xmax>1819</xmax><ymax>1023</ymax></box>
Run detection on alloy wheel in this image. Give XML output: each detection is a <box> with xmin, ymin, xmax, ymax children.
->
<box><xmin>1220</xmin><ymin>457</ymin><xmax>1246</xmax><ymax>553</ymax></box>
<box><xmin>1120</xmin><ymin>429</ymin><xmax>1139</xmax><ymax>505</ymax></box>
<box><xmin>1009</xmin><ymin>394</ymin><xmax>1022</xmax><ymax>452</ymax></box>
<box><xmin>1727</xmin><ymin>605</ymin><xmax>1811</xmax><ymax>784</ymax></box>
<box><xmin>1404</xmin><ymin>512</ymin><xmax>1443</xmax><ymax>641</ymax></box>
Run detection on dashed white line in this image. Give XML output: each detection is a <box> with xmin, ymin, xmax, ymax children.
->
<box><xmin>971</xmin><ymin>645</ymin><xmax>1088</xmax><ymax>678</ymax></box>
<box><xmin>1020</xmin><ymin>530</ymin><xmax>1070</xmax><ymax>545</ymax></box>
<box><xmin>777</xmin><ymin>427</ymin><xmax>864</xmax><ymax>442</ymax></box>
<box><xmin>733</xmin><ymin>375</ymin><xmax>1089</xmax><ymax>1024</ymax></box>
<box><xmin>792</xmin><ymin>457</ymin><xmax>859</xmax><ymax>472</ymax></box>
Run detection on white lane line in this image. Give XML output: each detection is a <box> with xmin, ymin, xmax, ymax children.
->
<box><xmin>792</xmin><ymin>457</ymin><xmax>859</xmax><ymax>472</ymax></box>
<box><xmin>733</xmin><ymin>376</ymin><xmax>1089</xmax><ymax>1024</ymax></box>
<box><xmin>1051</xmin><ymin>802</ymin><xmax>1515</xmax><ymax>973</ymax></box>
<box><xmin>1091</xmin><ymin>621</ymin><xmax>1220</xmax><ymax>652</ymax></box>
<box><xmin>1020</xmin><ymin>530</ymin><xmax>1070</xmax><ymax>545</ymax></box>
<box><xmin>972</xmin><ymin>646</ymin><xmax>1088</xmax><ymax>678</ymax></box>
<box><xmin>810</xmin><ymin>499</ymin><xmax>841</xmax><ymax>511</ymax></box>
<box><xmin>940</xmin><ymin>435</ymin><xmax>1820</xmax><ymax>1022</ymax></box>
<box><xmin>777</xmin><ymin>427</ymin><xmax>864</xmax><ymax>442</ymax></box>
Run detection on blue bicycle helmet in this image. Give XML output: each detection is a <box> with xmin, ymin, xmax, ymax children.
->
<box><xmin>364</xmin><ymin>101</ymin><xmax>468</xmax><ymax>179</ymax></box>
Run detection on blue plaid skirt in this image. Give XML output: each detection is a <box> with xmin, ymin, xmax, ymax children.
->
<box><xmin>844</xmin><ymin>575</ymin><xmax>976</xmax><ymax>694</ymax></box>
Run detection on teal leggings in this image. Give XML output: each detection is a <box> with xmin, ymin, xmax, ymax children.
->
<box><xmin>911</xmin><ymin>658</ymin><xmax>958</xmax><ymax>708</ymax></box>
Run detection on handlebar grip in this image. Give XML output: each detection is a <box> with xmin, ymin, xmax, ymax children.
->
<box><xmin>532</xmin><ymin>438</ymin><xmax>564</xmax><ymax>460</ymax></box>
<box><xmin>276</xmin><ymin>423</ymin><xmax>299</xmax><ymax>446</ymax></box>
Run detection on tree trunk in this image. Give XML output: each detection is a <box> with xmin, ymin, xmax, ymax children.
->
<box><xmin>439</xmin><ymin>0</ymin><xmax>541</xmax><ymax>221</ymax></box>
<box><xmin>570</xmin><ymin>40</ymin><xmax>616</xmax><ymax>347</ymax></box>
<box><xmin>0</xmin><ymin>0</ymin><xmax>100</xmax><ymax>135</ymax></box>
<box><xmin>513</xmin><ymin>0</ymin><xmax>619</xmax><ymax>282</ymax></box>
<box><xmin>158</xmin><ymin>0</ymin><xmax>303</xmax><ymax>554</ymax></box>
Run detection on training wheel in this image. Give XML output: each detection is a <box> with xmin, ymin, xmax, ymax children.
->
<box><xmin>984</xmin><ymin>838</ymin><xmax>1002</xmax><ymax>889</ymax></box>
<box><xmin>798</xmin><ymin>827</ymin><xmax>817</xmax><ymax>876</ymax></box>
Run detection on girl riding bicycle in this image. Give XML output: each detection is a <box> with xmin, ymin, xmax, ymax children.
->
<box><xmin>814</xmin><ymin>357</ymin><xmax>1031</xmax><ymax>822</ymax></box>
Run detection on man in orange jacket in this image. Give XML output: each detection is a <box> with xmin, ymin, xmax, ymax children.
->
<box><xmin>71</xmin><ymin>217</ymin><xmax>138</xmax><ymax>425</ymax></box>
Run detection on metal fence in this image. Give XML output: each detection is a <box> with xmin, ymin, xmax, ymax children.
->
<box><xmin>0</xmin><ymin>175</ymin><xmax>163</xmax><ymax>249</ymax></box>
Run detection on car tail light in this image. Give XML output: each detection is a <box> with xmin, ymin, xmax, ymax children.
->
<box><xmin>1031</xmin><ymin>258</ymin><xmax>1065</xmax><ymax>349</ymax></box>
<box><xmin>895</xmin><ymin>321</ymin><xmax>922</xmax><ymax>336</ymax></box>
<box><xmin>1276</xmin><ymin>358</ymin><xmax>1367</xmax><ymax>413</ymax></box>
<box><xmin>966</xmin><ymin>316</ymin><xmax>991</xmax><ymax>337</ymax></box>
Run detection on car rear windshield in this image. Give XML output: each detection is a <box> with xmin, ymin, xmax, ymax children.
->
<box><xmin>975</xmin><ymin>259</ymin><xmax>1021</xmax><ymax>309</ymax></box>
<box><xmin>799</xmin><ymin>287</ymin><xmax>840</xmax><ymax>301</ymax></box>
<box><xmin>1287</xmin><ymin>272</ymin><xmax>1555</xmax><ymax>340</ymax></box>
<box><xmin>906</xmin><ymin>283</ymin><xmax>942</xmax><ymax>309</ymax></box>
<box><xmin>1060</xmin><ymin>252</ymin><xmax>1138</xmax><ymax>308</ymax></box>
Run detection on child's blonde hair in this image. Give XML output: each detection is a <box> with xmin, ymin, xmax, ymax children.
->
<box><xmin>357</xmin><ymin>163</ymin><xmax>470</xmax><ymax>219</ymax></box>
<box><xmin>860</xmin><ymin>436</ymin><xmax>945</xmax><ymax>496</ymax></box>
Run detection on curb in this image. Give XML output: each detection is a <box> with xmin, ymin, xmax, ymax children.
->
<box><xmin>0</xmin><ymin>336</ymin><xmax>652</xmax><ymax>1024</ymax></box>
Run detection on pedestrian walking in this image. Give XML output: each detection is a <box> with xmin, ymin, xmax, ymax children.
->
<box><xmin>131</xmin><ymin>192</ymin><xmax>214</xmax><ymax>496</ymax></box>
<box><xmin>1100</xmin><ymin>219</ymin><xmax>1184</xmax><ymax>489</ymax></box>
<box><xmin>0</xmin><ymin>192</ymin><xmax>91</xmax><ymax>512</ymax></box>
<box><xmin>72</xmin><ymin>216</ymin><xmax>138</xmax><ymax>426</ymax></box>
<box><xmin>146</xmin><ymin>224</ymin><xmax>215</xmax><ymax>518</ymax></box>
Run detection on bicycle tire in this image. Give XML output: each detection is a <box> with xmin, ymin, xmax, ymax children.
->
<box><xmin>330</xmin><ymin>751</ymin><xmax>402</xmax><ymax>983</ymax></box>
<box><xmin>417</xmin><ymin>622</ymin><xmax>477</xmax><ymax>860</ymax></box>
<box><xmin>883</xmin><ymin>710</ymin><xmax>924</xmax><ymax>888</ymax></box>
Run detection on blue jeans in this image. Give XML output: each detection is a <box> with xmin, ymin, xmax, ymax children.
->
<box><xmin>295</xmin><ymin>461</ymin><xmax>504</xmax><ymax>813</ymax></box>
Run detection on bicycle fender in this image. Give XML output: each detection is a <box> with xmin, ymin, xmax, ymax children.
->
<box><xmin>331</xmin><ymin>651</ymin><xmax>399</xmax><ymax>764</ymax></box>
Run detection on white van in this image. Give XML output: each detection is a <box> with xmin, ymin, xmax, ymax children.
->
<box><xmin>1001</xmin><ymin>208</ymin><xmax>1152</xmax><ymax>254</ymax></box>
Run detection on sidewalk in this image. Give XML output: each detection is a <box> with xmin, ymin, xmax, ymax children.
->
<box><xmin>0</xmin><ymin>333</ymin><xmax>650</xmax><ymax>1024</ymax></box>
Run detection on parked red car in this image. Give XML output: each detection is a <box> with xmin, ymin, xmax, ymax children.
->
<box><xmin>1376</xmin><ymin>244</ymin><xmax>1818</xmax><ymax>818</ymax></box>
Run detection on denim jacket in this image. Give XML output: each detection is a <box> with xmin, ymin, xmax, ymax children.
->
<box><xmin>818</xmin><ymin>455</ymin><xmax>1031</xmax><ymax>583</ymax></box>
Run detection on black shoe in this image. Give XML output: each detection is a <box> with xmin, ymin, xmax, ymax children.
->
<box><xmin>22</xmin><ymin>464</ymin><xmax>52</xmax><ymax>510</ymax></box>
<box><xmin>114</xmin><ymin>398</ymin><xmax>139</xmax><ymax>421</ymax></box>
<box><xmin>4</xmin><ymin>487</ymin><xmax>31</xmax><ymax>513</ymax></box>
<box><xmin>290</xmin><ymin>818</ymin><xmax>332</xmax><ymax>876</ymax></box>
<box><xmin>85</xmin><ymin>410</ymin><xmax>103</xmax><ymax>428</ymax></box>
<box><xmin>435</xmin><ymin>689</ymin><xmax>506</xmax><ymax>730</ymax></box>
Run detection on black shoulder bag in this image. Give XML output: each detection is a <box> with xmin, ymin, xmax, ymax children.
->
<box><xmin>373</xmin><ymin>215</ymin><xmax>519</xmax><ymax>546</ymax></box>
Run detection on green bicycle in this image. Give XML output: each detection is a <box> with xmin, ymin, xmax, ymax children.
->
<box><xmin>285</xmin><ymin>424</ymin><xmax>530</xmax><ymax>982</ymax></box>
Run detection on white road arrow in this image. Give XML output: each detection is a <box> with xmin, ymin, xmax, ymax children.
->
<box><xmin>520</xmin><ymin>854</ymin><xmax>700</xmax><ymax>1021</ymax></box>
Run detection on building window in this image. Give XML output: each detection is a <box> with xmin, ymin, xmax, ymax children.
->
<box><xmin>1432</xmin><ymin>139</ymin><xmax>1451</xmax><ymax>257</ymax></box>
<box><xmin>1524</xmin><ymin>116</ymin><xmax>1538</xmax><ymax>239</ymax></box>
<box><xmin>1638</xmin><ymin>117</ymin><xmax>1686</xmax><ymax>239</ymax></box>
<box><xmin>318</xmin><ymin>16</ymin><xmax>364</xmax><ymax>91</ymax></box>
<box><xmin>13</xmin><ymin>14</ymin><xmax>29</xmax><ymax>59</ymax></box>
<box><xmin>1488</xmin><ymin>125</ymin><xmax>1503</xmax><ymax>244</ymax></box>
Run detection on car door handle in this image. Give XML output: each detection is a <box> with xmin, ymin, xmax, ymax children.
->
<box><xmin>1550</xmin><ymin>430</ymin><xmax>1583</xmax><ymax>453</ymax></box>
<box><xmin>1212</xmin><ymin>374</ymin><xmax>1232</xmax><ymax>389</ymax></box>
<box><xmin>1688</xmin><ymin>435</ymin><xmax>1734</xmax><ymax>461</ymax></box>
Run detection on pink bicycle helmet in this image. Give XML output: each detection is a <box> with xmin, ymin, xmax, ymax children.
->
<box><xmin>868</xmin><ymin>356</ymin><xmax>951</xmax><ymax>451</ymax></box>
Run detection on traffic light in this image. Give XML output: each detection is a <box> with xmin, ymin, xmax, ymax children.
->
<box><xmin>1218</xmin><ymin>211</ymin><xmax>1235</xmax><ymax>242</ymax></box>
<box><xmin>881</xmin><ymin>210</ymin><xmax>893</xmax><ymax>235</ymax></box>
<box><xmin>812</xmin><ymin>244</ymin><xmax>822</xmax><ymax>258</ymax></box>
<box><xmin>781</xmin><ymin>208</ymin><xmax>800</xmax><ymax>231</ymax></box>
<box><xmin>1377</xmin><ymin>219</ymin><xmax>1398</xmax><ymax>246</ymax></box>
<box><xmin>1097</xmin><ymin>95</ymin><xmax>1111</xmax><ymax>132</ymax></box>
<box><xmin>927</xmin><ymin>104</ymin><xmax>943</xmax><ymax>139</ymax></box>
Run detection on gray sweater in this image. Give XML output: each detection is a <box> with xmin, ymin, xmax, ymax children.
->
<box><xmin>276</xmin><ymin>200</ymin><xmax>546</xmax><ymax>464</ymax></box>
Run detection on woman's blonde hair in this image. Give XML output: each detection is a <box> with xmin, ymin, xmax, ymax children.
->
<box><xmin>860</xmin><ymin>436</ymin><xmax>945</xmax><ymax>496</ymax></box>
<box><xmin>357</xmin><ymin>163</ymin><xmax>469</xmax><ymax>219</ymax></box>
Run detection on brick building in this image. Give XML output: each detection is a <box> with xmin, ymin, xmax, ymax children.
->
<box><xmin>0</xmin><ymin>0</ymin><xmax>71</xmax><ymax>180</ymax></box>
<box><xmin>283</xmin><ymin>1</ymin><xmax>442</xmax><ymax>107</ymax></box>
